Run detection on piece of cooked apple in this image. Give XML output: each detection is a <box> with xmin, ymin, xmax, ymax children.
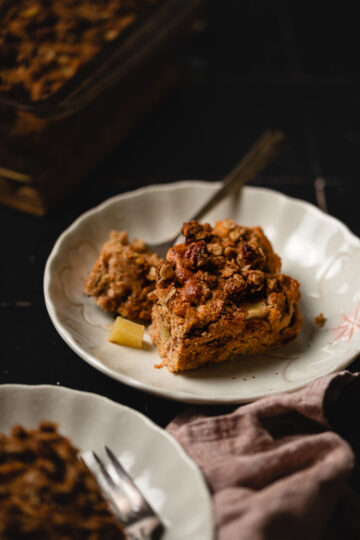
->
<box><xmin>108</xmin><ymin>316</ymin><xmax>144</xmax><ymax>349</ymax></box>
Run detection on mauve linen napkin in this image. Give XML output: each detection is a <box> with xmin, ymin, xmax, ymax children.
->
<box><xmin>167</xmin><ymin>371</ymin><xmax>360</xmax><ymax>540</ymax></box>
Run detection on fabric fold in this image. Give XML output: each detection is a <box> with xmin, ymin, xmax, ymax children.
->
<box><xmin>167</xmin><ymin>371</ymin><xmax>360</xmax><ymax>540</ymax></box>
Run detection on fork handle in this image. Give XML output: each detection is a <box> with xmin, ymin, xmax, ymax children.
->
<box><xmin>191</xmin><ymin>130</ymin><xmax>288</xmax><ymax>222</ymax></box>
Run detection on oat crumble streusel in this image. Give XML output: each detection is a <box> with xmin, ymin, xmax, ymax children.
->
<box><xmin>0</xmin><ymin>422</ymin><xmax>125</xmax><ymax>539</ymax></box>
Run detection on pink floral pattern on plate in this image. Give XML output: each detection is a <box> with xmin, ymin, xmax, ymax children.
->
<box><xmin>332</xmin><ymin>305</ymin><xmax>360</xmax><ymax>342</ymax></box>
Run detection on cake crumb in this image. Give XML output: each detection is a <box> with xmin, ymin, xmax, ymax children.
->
<box><xmin>315</xmin><ymin>313</ymin><xmax>326</xmax><ymax>328</ymax></box>
<box><xmin>154</xmin><ymin>362</ymin><xmax>163</xmax><ymax>369</ymax></box>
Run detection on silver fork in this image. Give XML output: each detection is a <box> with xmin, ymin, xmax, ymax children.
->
<box><xmin>147</xmin><ymin>130</ymin><xmax>288</xmax><ymax>258</ymax></box>
<box><xmin>82</xmin><ymin>447</ymin><xmax>164</xmax><ymax>540</ymax></box>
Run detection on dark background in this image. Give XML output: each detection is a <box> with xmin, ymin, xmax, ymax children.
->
<box><xmin>2</xmin><ymin>0</ymin><xmax>360</xmax><ymax>426</ymax></box>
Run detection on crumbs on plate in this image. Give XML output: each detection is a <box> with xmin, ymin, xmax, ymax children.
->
<box><xmin>315</xmin><ymin>313</ymin><xmax>326</xmax><ymax>328</ymax></box>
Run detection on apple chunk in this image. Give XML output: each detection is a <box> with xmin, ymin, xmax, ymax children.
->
<box><xmin>108</xmin><ymin>316</ymin><xmax>144</xmax><ymax>349</ymax></box>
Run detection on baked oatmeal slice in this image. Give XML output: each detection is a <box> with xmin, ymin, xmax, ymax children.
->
<box><xmin>85</xmin><ymin>230</ymin><xmax>162</xmax><ymax>323</ymax></box>
<box><xmin>0</xmin><ymin>422</ymin><xmax>124</xmax><ymax>540</ymax></box>
<box><xmin>149</xmin><ymin>220</ymin><xmax>301</xmax><ymax>372</ymax></box>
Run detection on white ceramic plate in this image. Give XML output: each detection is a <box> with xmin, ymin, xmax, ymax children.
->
<box><xmin>0</xmin><ymin>384</ymin><xmax>213</xmax><ymax>540</ymax></box>
<box><xmin>44</xmin><ymin>181</ymin><xmax>360</xmax><ymax>404</ymax></box>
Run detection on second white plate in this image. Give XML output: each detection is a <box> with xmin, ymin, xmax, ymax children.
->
<box><xmin>0</xmin><ymin>385</ymin><xmax>213</xmax><ymax>540</ymax></box>
<box><xmin>44</xmin><ymin>181</ymin><xmax>360</xmax><ymax>403</ymax></box>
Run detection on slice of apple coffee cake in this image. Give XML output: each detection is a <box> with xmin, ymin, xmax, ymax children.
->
<box><xmin>149</xmin><ymin>220</ymin><xmax>301</xmax><ymax>372</ymax></box>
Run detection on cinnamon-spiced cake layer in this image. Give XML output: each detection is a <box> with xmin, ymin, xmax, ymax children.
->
<box><xmin>149</xmin><ymin>220</ymin><xmax>301</xmax><ymax>372</ymax></box>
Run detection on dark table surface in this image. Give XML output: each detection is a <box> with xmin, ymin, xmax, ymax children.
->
<box><xmin>2</xmin><ymin>0</ymin><xmax>360</xmax><ymax>428</ymax></box>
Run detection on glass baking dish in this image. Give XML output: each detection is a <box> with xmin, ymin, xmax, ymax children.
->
<box><xmin>0</xmin><ymin>0</ymin><xmax>205</xmax><ymax>215</ymax></box>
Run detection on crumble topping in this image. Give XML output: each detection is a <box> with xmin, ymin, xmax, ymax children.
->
<box><xmin>0</xmin><ymin>422</ymin><xmax>124</xmax><ymax>540</ymax></box>
<box><xmin>152</xmin><ymin>219</ymin><xmax>284</xmax><ymax>322</ymax></box>
<box><xmin>0</xmin><ymin>0</ymin><xmax>166</xmax><ymax>102</ymax></box>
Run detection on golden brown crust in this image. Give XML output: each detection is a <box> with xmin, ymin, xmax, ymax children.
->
<box><xmin>0</xmin><ymin>422</ymin><xmax>124</xmax><ymax>540</ymax></box>
<box><xmin>85</xmin><ymin>230</ymin><xmax>161</xmax><ymax>323</ymax></box>
<box><xmin>149</xmin><ymin>220</ymin><xmax>301</xmax><ymax>372</ymax></box>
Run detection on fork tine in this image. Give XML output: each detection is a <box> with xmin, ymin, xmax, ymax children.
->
<box><xmin>105</xmin><ymin>446</ymin><xmax>154</xmax><ymax>514</ymax></box>
<box><xmin>83</xmin><ymin>449</ymin><xmax>164</xmax><ymax>539</ymax></box>
<box><xmin>82</xmin><ymin>451</ymin><xmax>134</xmax><ymax>523</ymax></box>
